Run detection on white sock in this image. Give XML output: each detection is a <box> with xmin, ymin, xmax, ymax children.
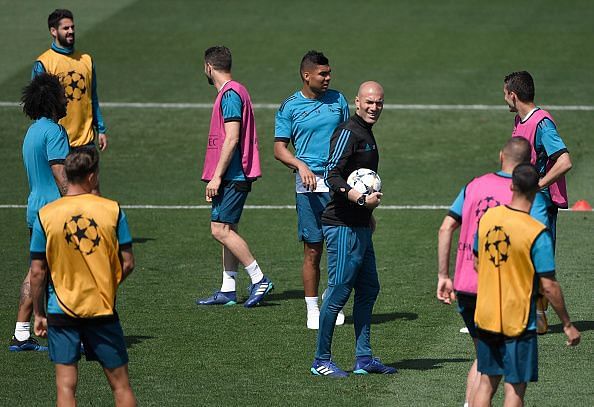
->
<box><xmin>305</xmin><ymin>297</ymin><xmax>319</xmax><ymax>313</ymax></box>
<box><xmin>220</xmin><ymin>270</ymin><xmax>237</xmax><ymax>292</ymax></box>
<box><xmin>245</xmin><ymin>260</ymin><xmax>264</xmax><ymax>284</ymax></box>
<box><xmin>14</xmin><ymin>322</ymin><xmax>31</xmax><ymax>341</ymax></box>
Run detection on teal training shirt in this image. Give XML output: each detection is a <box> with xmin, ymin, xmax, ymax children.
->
<box><xmin>22</xmin><ymin>117</ymin><xmax>70</xmax><ymax>228</ymax></box>
<box><xmin>220</xmin><ymin>88</ymin><xmax>246</xmax><ymax>181</ymax></box>
<box><xmin>275</xmin><ymin>89</ymin><xmax>350</xmax><ymax>174</ymax></box>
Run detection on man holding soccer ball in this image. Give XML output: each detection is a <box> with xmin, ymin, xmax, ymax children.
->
<box><xmin>311</xmin><ymin>81</ymin><xmax>396</xmax><ymax>377</ymax></box>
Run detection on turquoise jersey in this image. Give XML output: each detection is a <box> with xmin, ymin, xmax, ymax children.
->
<box><xmin>275</xmin><ymin>89</ymin><xmax>349</xmax><ymax>174</ymax></box>
<box><xmin>220</xmin><ymin>88</ymin><xmax>246</xmax><ymax>181</ymax></box>
<box><xmin>22</xmin><ymin>117</ymin><xmax>70</xmax><ymax>228</ymax></box>
<box><xmin>31</xmin><ymin>208</ymin><xmax>132</xmax><ymax>314</ymax></box>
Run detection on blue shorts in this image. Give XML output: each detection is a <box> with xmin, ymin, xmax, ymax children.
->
<box><xmin>48</xmin><ymin>320</ymin><xmax>129</xmax><ymax>369</ymax></box>
<box><xmin>456</xmin><ymin>292</ymin><xmax>477</xmax><ymax>338</ymax></box>
<box><xmin>211</xmin><ymin>181</ymin><xmax>251</xmax><ymax>224</ymax></box>
<box><xmin>477</xmin><ymin>331</ymin><xmax>538</xmax><ymax>383</ymax></box>
<box><xmin>296</xmin><ymin>192</ymin><xmax>330</xmax><ymax>243</ymax></box>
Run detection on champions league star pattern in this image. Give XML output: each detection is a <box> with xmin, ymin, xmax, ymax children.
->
<box><xmin>62</xmin><ymin>70</ymin><xmax>87</xmax><ymax>101</ymax></box>
<box><xmin>63</xmin><ymin>214</ymin><xmax>101</xmax><ymax>255</ymax></box>
<box><xmin>484</xmin><ymin>225</ymin><xmax>510</xmax><ymax>267</ymax></box>
<box><xmin>475</xmin><ymin>196</ymin><xmax>502</xmax><ymax>221</ymax></box>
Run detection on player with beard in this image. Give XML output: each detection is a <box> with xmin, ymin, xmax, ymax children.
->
<box><xmin>33</xmin><ymin>9</ymin><xmax>108</xmax><ymax>154</ymax></box>
<box><xmin>196</xmin><ymin>46</ymin><xmax>273</xmax><ymax>308</ymax></box>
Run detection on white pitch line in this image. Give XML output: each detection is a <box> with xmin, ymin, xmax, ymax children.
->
<box><xmin>0</xmin><ymin>204</ymin><xmax>449</xmax><ymax>210</ymax></box>
<box><xmin>1</xmin><ymin>101</ymin><xmax>594</xmax><ymax>111</ymax></box>
<box><xmin>0</xmin><ymin>204</ymin><xmax>587</xmax><ymax>211</ymax></box>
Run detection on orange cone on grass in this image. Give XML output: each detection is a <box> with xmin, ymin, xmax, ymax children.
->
<box><xmin>571</xmin><ymin>200</ymin><xmax>592</xmax><ymax>211</ymax></box>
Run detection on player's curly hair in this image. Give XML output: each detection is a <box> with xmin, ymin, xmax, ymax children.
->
<box><xmin>21</xmin><ymin>73</ymin><xmax>67</xmax><ymax>122</ymax></box>
<box><xmin>204</xmin><ymin>46</ymin><xmax>232</xmax><ymax>72</ymax></box>
<box><xmin>65</xmin><ymin>148</ymin><xmax>99</xmax><ymax>184</ymax></box>
<box><xmin>48</xmin><ymin>9</ymin><xmax>73</xmax><ymax>30</ymax></box>
<box><xmin>504</xmin><ymin>71</ymin><xmax>535</xmax><ymax>103</ymax></box>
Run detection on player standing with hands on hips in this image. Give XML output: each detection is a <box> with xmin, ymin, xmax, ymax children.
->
<box><xmin>311</xmin><ymin>81</ymin><xmax>396</xmax><ymax>377</ymax></box>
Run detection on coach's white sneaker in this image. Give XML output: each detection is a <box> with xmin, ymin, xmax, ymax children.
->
<box><xmin>336</xmin><ymin>309</ymin><xmax>345</xmax><ymax>326</ymax></box>
<box><xmin>307</xmin><ymin>310</ymin><xmax>320</xmax><ymax>330</ymax></box>
<box><xmin>321</xmin><ymin>289</ymin><xmax>346</xmax><ymax>326</ymax></box>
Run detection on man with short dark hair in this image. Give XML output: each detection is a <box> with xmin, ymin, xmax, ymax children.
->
<box><xmin>274</xmin><ymin>50</ymin><xmax>350</xmax><ymax>329</ymax></box>
<box><xmin>311</xmin><ymin>81</ymin><xmax>395</xmax><ymax>377</ymax></box>
<box><xmin>197</xmin><ymin>46</ymin><xmax>273</xmax><ymax>308</ymax></box>
<box><xmin>503</xmin><ymin>71</ymin><xmax>571</xmax><ymax>239</ymax></box>
<box><xmin>503</xmin><ymin>70</ymin><xmax>573</xmax><ymax>333</ymax></box>
<box><xmin>9</xmin><ymin>73</ymin><xmax>69</xmax><ymax>352</ymax></box>
<box><xmin>472</xmin><ymin>164</ymin><xmax>580</xmax><ymax>407</ymax></box>
<box><xmin>437</xmin><ymin>137</ymin><xmax>542</xmax><ymax>406</ymax></box>
<box><xmin>33</xmin><ymin>9</ymin><xmax>108</xmax><ymax>151</ymax></box>
<box><xmin>30</xmin><ymin>148</ymin><xmax>136</xmax><ymax>406</ymax></box>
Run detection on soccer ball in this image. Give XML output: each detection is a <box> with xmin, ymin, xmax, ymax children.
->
<box><xmin>347</xmin><ymin>168</ymin><xmax>382</xmax><ymax>194</ymax></box>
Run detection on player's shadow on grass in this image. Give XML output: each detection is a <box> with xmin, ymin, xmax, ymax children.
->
<box><xmin>388</xmin><ymin>358</ymin><xmax>472</xmax><ymax>371</ymax></box>
<box><xmin>344</xmin><ymin>312</ymin><xmax>418</xmax><ymax>325</ymax></box>
<box><xmin>132</xmin><ymin>237</ymin><xmax>156</xmax><ymax>244</ymax></box>
<box><xmin>125</xmin><ymin>335</ymin><xmax>154</xmax><ymax>349</ymax></box>
<box><xmin>548</xmin><ymin>320</ymin><xmax>594</xmax><ymax>334</ymax></box>
<box><xmin>265</xmin><ymin>289</ymin><xmax>306</xmax><ymax>301</ymax></box>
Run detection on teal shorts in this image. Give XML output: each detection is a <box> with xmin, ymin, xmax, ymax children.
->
<box><xmin>211</xmin><ymin>181</ymin><xmax>251</xmax><ymax>224</ymax></box>
<box><xmin>296</xmin><ymin>192</ymin><xmax>330</xmax><ymax>243</ymax></box>
<box><xmin>455</xmin><ymin>292</ymin><xmax>478</xmax><ymax>338</ymax></box>
<box><xmin>477</xmin><ymin>331</ymin><xmax>538</xmax><ymax>383</ymax></box>
<box><xmin>48</xmin><ymin>319</ymin><xmax>128</xmax><ymax>369</ymax></box>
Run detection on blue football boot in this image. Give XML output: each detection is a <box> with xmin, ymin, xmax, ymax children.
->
<box><xmin>196</xmin><ymin>291</ymin><xmax>237</xmax><ymax>306</ymax></box>
<box><xmin>8</xmin><ymin>336</ymin><xmax>48</xmax><ymax>352</ymax></box>
<box><xmin>243</xmin><ymin>277</ymin><xmax>274</xmax><ymax>308</ymax></box>
<box><xmin>310</xmin><ymin>358</ymin><xmax>349</xmax><ymax>378</ymax></box>
<box><xmin>353</xmin><ymin>356</ymin><xmax>397</xmax><ymax>374</ymax></box>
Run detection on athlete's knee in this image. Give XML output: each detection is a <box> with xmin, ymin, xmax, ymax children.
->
<box><xmin>304</xmin><ymin>242</ymin><xmax>323</xmax><ymax>263</ymax></box>
<box><xmin>324</xmin><ymin>284</ymin><xmax>351</xmax><ymax>310</ymax></box>
<box><xmin>210</xmin><ymin>222</ymin><xmax>231</xmax><ymax>241</ymax></box>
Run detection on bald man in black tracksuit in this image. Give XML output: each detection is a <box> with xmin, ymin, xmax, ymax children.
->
<box><xmin>310</xmin><ymin>81</ymin><xmax>397</xmax><ymax>377</ymax></box>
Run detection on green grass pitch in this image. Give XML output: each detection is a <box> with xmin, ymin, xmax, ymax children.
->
<box><xmin>1</xmin><ymin>0</ymin><xmax>593</xmax><ymax>405</ymax></box>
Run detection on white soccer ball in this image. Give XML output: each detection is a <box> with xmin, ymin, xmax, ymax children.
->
<box><xmin>347</xmin><ymin>168</ymin><xmax>382</xmax><ymax>194</ymax></box>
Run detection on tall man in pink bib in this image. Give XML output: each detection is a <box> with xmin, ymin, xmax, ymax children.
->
<box><xmin>503</xmin><ymin>71</ymin><xmax>573</xmax><ymax>333</ymax></box>
<box><xmin>437</xmin><ymin>137</ymin><xmax>538</xmax><ymax>406</ymax></box>
<box><xmin>503</xmin><ymin>71</ymin><xmax>572</xmax><ymax>241</ymax></box>
<box><xmin>196</xmin><ymin>46</ymin><xmax>273</xmax><ymax>308</ymax></box>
